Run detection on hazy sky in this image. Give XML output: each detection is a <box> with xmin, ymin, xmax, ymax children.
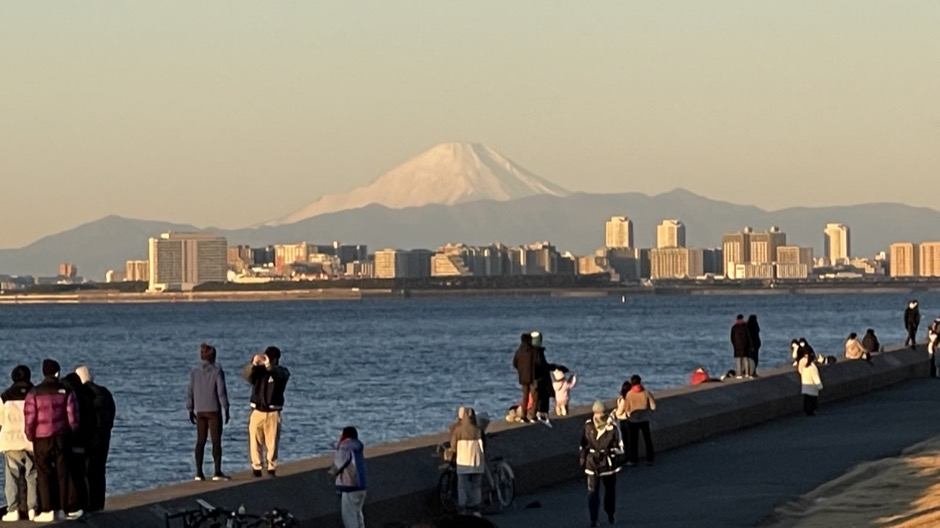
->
<box><xmin>2</xmin><ymin>1</ymin><xmax>938</xmax><ymax>248</ymax></box>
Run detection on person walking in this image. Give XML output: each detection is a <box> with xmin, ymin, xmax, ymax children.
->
<box><xmin>797</xmin><ymin>349</ymin><xmax>823</xmax><ymax>416</ymax></box>
<box><xmin>905</xmin><ymin>300</ymin><xmax>921</xmax><ymax>349</ymax></box>
<box><xmin>862</xmin><ymin>329</ymin><xmax>882</xmax><ymax>355</ymax></box>
<box><xmin>746</xmin><ymin>315</ymin><xmax>761</xmax><ymax>376</ymax></box>
<box><xmin>623</xmin><ymin>374</ymin><xmax>657</xmax><ymax>466</ymax></box>
<box><xmin>242</xmin><ymin>346</ymin><xmax>290</xmax><ymax>478</ymax></box>
<box><xmin>74</xmin><ymin>366</ymin><xmax>115</xmax><ymax>512</ymax></box>
<box><xmin>187</xmin><ymin>343</ymin><xmax>230</xmax><ymax>481</ymax></box>
<box><xmin>450</xmin><ymin>406</ymin><xmax>485</xmax><ymax>516</ymax></box>
<box><xmin>1</xmin><ymin>365</ymin><xmax>37</xmax><ymax>522</ymax></box>
<box><xmin>730</xmin><ymin>314</ymin><xmax>752</xmax><ymax>378</ymax></box>
<box><xmin>579</xmin><ymin>401</ymin><xmax>623</xmax><ymax>528</ymax></box>
<box><xmin>61</xmin><ymin>373</ymin><xmax>95</xmax><ymax>515</ymax></box>
<box><xmin>24</xmin><ymin>359</ymin><xmax>80</xmax><ymax>522</ymax></box>
<box><xmin>511</xmin><ymin>333</ymin><xmax>539</xmax><ymax>423</ymax></box>
<box><xmin>329</xmin><ymin>426</ymin><xmax>367</xmax><ymax>528</ymax></box>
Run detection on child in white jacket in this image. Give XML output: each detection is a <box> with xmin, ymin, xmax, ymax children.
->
<box><xmin>798</xmin><ymin>354</ymin><xmax>823</xmax><ymax>416</ymax></box>
<box><xmin>551</xmin><ymin>369</ymin><xmax>577</xmax><ymax>416</ymax></box>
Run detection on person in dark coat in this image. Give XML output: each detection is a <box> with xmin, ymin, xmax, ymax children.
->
<box><xmin>746</xmin><ymin>315</ymin><xmax>761</xmax><ymax>376</ymax></box>
<box><xmin>61</xmin><ymin>373</ymin><xmax>95</xmax><ymax>515</ymax></box>
<box><xmin>905</xmin><ymin>300</ymin><xmax>921</xmax><ymax>349</ymax></box>
<box><xmin>74</xmin><ymin>366</ymin><xmax>114</xmax><ymax>512</ymax></box>
<box><xmin>730</xmin><ymin>314</ymin><xmax>753</xmax><ymax>379</ymax></box>
<box><xmin>511</xmin><ymin>333</ymin><xmax>540</xmax><ymax>423</ymax></box>
<box><xmin>862</xmin><ymin>329</ymin><xmax>882</xmax><ymax>355</ymax></box>
<box><xmin>579</xmin><ymin>401</ymin><xmax>623</xmax><ymax>527</ymax></box>
<box><xmin>530</xmin><ymin>331</ymin><xmax>552</xmax><ymax>424</ymax></box>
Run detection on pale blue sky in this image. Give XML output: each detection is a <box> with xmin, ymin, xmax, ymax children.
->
<box><xmin>1</xmin><ymin>1</ymin><xmax>938</xmax><ymax>248</ymax></box>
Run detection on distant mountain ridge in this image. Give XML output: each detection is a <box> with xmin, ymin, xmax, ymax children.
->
<box><xmin>270</xmin><ymin>142</ymin><xmax>569</xmax><ymax>225</ymax></box>
<box><xmin>3</xmin><ymin>189</ymin><xmax>939</xmax><ymax>280</ymax></box>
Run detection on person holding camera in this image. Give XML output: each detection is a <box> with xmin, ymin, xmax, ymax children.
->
<box><xmin>242</xmin><ymin>346</ymin><xmax>290</xmax><ymax>478</ymax></box>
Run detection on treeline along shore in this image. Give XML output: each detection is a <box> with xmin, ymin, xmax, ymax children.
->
<box><xmin>1</xmin><ymin>275</ymin><xmax>940</xmax><ymax>304</ymax></box>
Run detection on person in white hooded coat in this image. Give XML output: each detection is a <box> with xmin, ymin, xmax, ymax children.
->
<box><xmin>798</xmin><ymin>353</ymin><xmax>823</xmax><ymax>416</ymax></box>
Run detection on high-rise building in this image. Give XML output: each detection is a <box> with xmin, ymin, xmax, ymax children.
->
<box><xmin>721</xmin><ymin>227</ymin><xmax>752</xmax><ymax>278</ymax></box>
<box><xmin>776</xmin><ymin>245</ymin><xmax>814</xmax><ymax>279</ymax></box>
<box><xmin>273</xmin><ymin>243</ymin><xmax>314</xmax><ymax>272</ymax></box>
<box><xmin>920</xmin><ymin>242</ymin><xmax>940</xmax><ymax>277</ymax></box>
<box><xmin>124</xmin><ymin>260</ymin><xmax>150</xmax><ymax>282</ymax></box>
<box><xmin>824</xmin><ymin>223</ymin><xmax>851</xmax><ymax>265</ymax></box>
<box><xmin>656</xmin><ymin>220</ymin><xmax>686</xmax><ymax>249</ymax></box>
<box><xmin>374</xmin><ymin>249</ymin><xmax>405</xmax><ymax>279</ymax></box>
<box><xmin>605</xmin><ymin>216</ymin><xmax>634</xmax><ymax>249</ymax></box>
<box><xmin>649</xmin><ymin>248</ymin><xmax>704</xmax><ymax>280</ymax></box>
<box><xmin>889</xmin><ymin>242</ymin><xmax>918</xmax><ymax>277</ymax></box>
<box><xmin>749</xmin><ymin>227</ymin><xmax>787</xmax><ymax>264</ymax></box>
<box><xmin>58</xmin><ymin>263</ymin><xmax>77</xmax><ymax>278</ymax></box>
<box><xmin>148</xmin><ymin>232</ymin><xmax>228</xmax><ymax>292</ymax></box>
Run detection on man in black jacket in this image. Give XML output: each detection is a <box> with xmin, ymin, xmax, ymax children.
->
<box><xmin>74</xmin><ymin>366</ymin><xmax>115</xmax><ymax>512</ymax></box>
<box><xmin>905</xmin><ymin>300</ymin><xmax>921</xmax><ymax>349</ymax></box>
<box><xmin>730</xmin><ymin>314</ymin><xmax>752</xmax><ymax>379</ymax></box>
<box><xmin>580</xmin><ymin>401</ymin><xmax>623</xmax><ymax>527</ymax></box>
<box><xmin>511</xmin><ymin>333</ymin><xmax>539</xmax><ymax>423</ymax></box>
<box><xmin>242</xmin><ymin>346</ymin><xmax>290</xmax><ymax>477</ymax></box>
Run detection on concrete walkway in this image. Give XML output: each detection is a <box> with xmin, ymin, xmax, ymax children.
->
<box><xmin>493</xmin><ymin>378</ymin><xmax>940</xmax><ymax>528</ymax></box>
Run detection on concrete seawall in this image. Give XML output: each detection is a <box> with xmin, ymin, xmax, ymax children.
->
<box><xmin>73</xmin><ymin>345</ymin><xmax>929</xmax><ymax>528</ymax></box>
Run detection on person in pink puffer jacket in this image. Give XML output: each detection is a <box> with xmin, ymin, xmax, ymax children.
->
<box><xmin>551</xmin><ymin>369</ymin><xmax>577</xmax><ymax>416</ymax></box>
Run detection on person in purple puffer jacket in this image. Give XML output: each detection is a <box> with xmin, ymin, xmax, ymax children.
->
<box><xmin>24</xmin><ymin>359</ymin><xmax>79</xmax><ymax>522</ymax></box>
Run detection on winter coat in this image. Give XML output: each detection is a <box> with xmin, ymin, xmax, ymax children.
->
<box><xmin>623</xmin><ymin>384</ymin><xmax>657</xmax><ymax>423</ymax></box>
<box><xmin>450</xmin><ymin>416</ymin><xmax>484</xmax><ymax>475</ymax></box>
<box><xmin>512</xmin><ymin>343</ymin><xmax>539</xmax><ymax>385</ymax></box>
<box><xmin>86</xmin><ymin>382</ymin><xmax>116</xmax><ymax>444</ymax></box>
<box><xmin>798</xmin><ymin>357</ymin><xmax>823</xmax><ymax>397</ymax></box>
<box><xmin>331</xmin><ymin>438</ymin><xmax>367</xmax><ymax>492</ymax></box>
<box><xmin>844</xmin><ymin>339</ymin><xmax>868</xmax><ymax>360</ymax></box>
<box><xmin>62</xmin><ymin>376</ymin><xmax>98</xmax><ymax>450</ymax></box>
<box><xmin>579</xmin><ymin>416</ymin><xmax>624</xmax><ymax>477</ymax></box>
<box><xmin>747</xmin><ymin>319</ymin><xmax>761</xmax><ymax>357</ymax></box>
<box><xmin>552</xmin><ymin>374</ymin><xmax>577</xmax><ymax>404</ymax></box>
<box><xmin>690</xmin><ymin>369</ymin><xmax>709</xmax><ymax>386</ymax></box>
<box><xmin>24</xmin><ymin>378</ymin><xmax>79</xmax><ymax>441</ymax></box>
<box><xmin>862</xmin><ymin>332</ymin><xmax>881</xmax><ymax>354</ymax></box>
<box><xmin>243</xmin><ymin>362</ymin><xmax>290</xmax><ymax>412</ymax></box>
<box><xmin>0</xmin><ymin>381</ymin><xmax>34</xmax><ymax>452</ymax></box>
<box><xmin>905</xmin><ymin>306</ymin><xmax>921</xmax><ymax>330</ymax></box>
<box><xmin>731</xmin><ymin>321</ymin><xmax>751</xmax><ymax>358</ymax></box>
<box><xmin>187</xmin><ymin>361</ymin><xmax>229</xmax><ymax>414</ymax></box>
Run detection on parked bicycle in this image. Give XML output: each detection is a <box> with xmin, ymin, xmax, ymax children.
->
<box><xmin>164</xmin><ymin>498</ymin><xmax>299</xmax><ymax>528</ymax></box>
<box><xmin>435</xmin><ymin>441</ymin><xmax>515</xmax><ymax>514</ymax></box>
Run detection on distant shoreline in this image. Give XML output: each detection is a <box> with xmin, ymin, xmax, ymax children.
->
<box><xmin>0</xmin><ymin>281</ymin><xmax>937</xmax><ymax>304</ymax></box>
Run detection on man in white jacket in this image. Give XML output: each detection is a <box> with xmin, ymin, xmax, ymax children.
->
<box><xmin>0</xmin><ymin>365</ymin><xmax>37</xmax><ymax>522</ymax></box>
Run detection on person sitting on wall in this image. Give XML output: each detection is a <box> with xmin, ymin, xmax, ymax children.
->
<box><xmin>862</xmin><ymin>329</ymin><xmax>883</xmax><ymax>355</ymax></box>
<box><xmin>844</xmin><ymin>333</ymin><xmax>873</xmax><ymax>364</ymax></box>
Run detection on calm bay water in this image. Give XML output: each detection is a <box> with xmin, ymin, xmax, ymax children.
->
<box><xmin>1</xmin><ymin>292</ymin><xmax>937</xmax><ymax>495</ymax></box>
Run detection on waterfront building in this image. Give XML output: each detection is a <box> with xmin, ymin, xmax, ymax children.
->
<box><xmin>577</xmin><ymin>255</ymin><xmax>608</xmax><ymax>275</ymax></box>
<box><xmin>824</xmin><ymin>223</ymin><xmax>851</xmax><ymax>265</ymax></box>
<box><xmin>919</xmin><ymin>242</ymin><xmax>940</xmax><ymax>277</ymax></box>
<box><xmin>749</xmin><ymin>227</ymin><xmax>786</xmax><ymax>265</ymax></box>
<box><xmin>702</xmin><ymin>248</ymin><xmax>724</xmax><ymax>275</ymax></box>
<box><xmin>344</xmin><ymin>260</ymin><xmax>375</xmax><ymax>279</ymax></box>
<box><xmin>775</xmin><ymin>263</ymin><xmax>810</xmax><ymax>280</ymax></box>
<box><xmin>227</xmin><ymin>245</ymin><xmax>253</xmax><ymax>273</ymax></box>
<box><xmin>374</xmin><ymin>249</ymin><xmax>432</xmax><ymax>279</ymax></box>
<box><xmin>606</xmin><ymin>247</ymin><xmax>643</xmax><ymax>281</ymax></box>
<box><xmin>124</xmin><ymin>260</ymin><xmax>150</xmax><ymax>282</ymax></box>
<box><xmin>58</xmin><ymin>263</ymin><xmax>77</xmax><ymax>278</ymax></box>
<box><xmin>432</xmin><ymin>244</ymin><xmax>474</xmax><ymax>277</ymax></box>
<box><xmin>656</xmin><ymin>219</ymin><xmax>686</xmax><ymax>249</ymax></box>
<box><xmin>775</xmin><ymin>245</ymin><xmax>814</xmax><ymax>279</ymax></box>
<box><xmin>721</xmin><ymin>228</ymin><xmax>752</xmax><ymax>278</ymax></box>
<box><xmin>148</xmin><ymin>232</ymin><xmax>228</xmax><ymax>292</ymax></box>
<box><xmin>605</xmin><ymin>216</ymin><xmax>634</xmax><ymax>249</ymax></box>
<box><xmin>273</xmin><ymin>242</ymin><xmax>315</xmax><ymax>273</ymax></box>
<box><xmin>889</xmin><ymin>242</ymin><xmax>918</xmax><ymax>278</ymax></box>
<box><xmin>650</xmin><ymin>247</ymin><xmax>704</xmax><ymax>280</ymax></box>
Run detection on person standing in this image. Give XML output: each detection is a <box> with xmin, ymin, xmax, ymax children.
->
<box><xmin>61</xmin><ymin>373</ymin><xmax>95</xmax><ymax>515</ymax></box>
<box><xmin>623</xmin><ymin>375</ymin><xmax>657</xmax><ymax>465</ymax></box>
<box><xmin>551</xmin><ymin>369</ymin><xmax>577</xmax><ymax>416</ymax></box>
<box><xmin>24</xmin><ymin>359</ymin><xmax>79</xmax><ymax>522</ymax></box>
<box><xmin>928</xmin><ymin>318</ymin><xmax>940</xmax><ymax>377</ymax></box>
<box><xmin>242</xmin><ymin>346</ymin><xmax>290</xmax><ymax>478</ymax></box>
<box><xmin>530</xmin><ymin>331</ymin><xmax>552</xmax><ymax>424</ymax></box>
<box><xmin>580</xmin><ymin>401</ymin><xmax>623</xmax><ymax>527</ymax></box>
<box><xmin>798</xmin><ymin>349</ymin><xmax>823</xmax><ymax>416</ymax></box>
<box><xmin>74</xmin><ymin>366</ymin><xmax>115</xmax><ymax>512</ymax></box>
<box><xmin>187</xmin><ymin>343</ymin><xmax>230</xmax><ymax>481</ymax></box>
<box><xmin>450</xmin><ymin>406</ymin><xmax>485</xmax><ymax>516</ymax></box>
<box><xmin>512</xmin><ymin>333</ymin><xmax>539</xmax><ymax>423</ymax></box>
<box><xmin>746</xmin><ymin>315</ymin><xmax>761</xmax><ymax>376</ymax></box>
<box><xmin>613</xmin><ymin>380</ymin><xmax>632</xmax><ymax>462</ymax></box>
<box><xmin>1</xmin><ymin>365</ymin><xmax>37</xmax><ymax>522</ymax></box>
<box><xmin>730</xmin><ymin>314</ymin><xmax>752</xmax><ymax>378</ymax></box>
<box><xmin>905</xmin><ymin>300</ymin><xmax>921</xmax><ymax>349</ymax></box>
<box><xmin>329</xmin><ymin>426</ymin><xmax>367</xmax><ymax>528</ymax></box>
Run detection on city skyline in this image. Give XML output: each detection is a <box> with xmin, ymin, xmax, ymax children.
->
<box><xmin>2</xmin><ymin>2</ymin><xmax>939</xmax><ymax>248</ymax></box>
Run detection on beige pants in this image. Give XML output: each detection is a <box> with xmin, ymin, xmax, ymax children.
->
<box><xmin>555</xmin><ymin>401</ymin><xmax>569</xmax><ymax>416</ymax></box>
<box><xmin>248</xmin><ymin>410</ymin><xmax>281</xmax><ymax>471</ymax></box>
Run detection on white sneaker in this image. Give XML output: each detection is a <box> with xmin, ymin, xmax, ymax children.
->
<box><xmin>67</xmin><ymin>510</ymin><xmax>84</xmax><ymax>520</ymax></box>
<box><xmin>28</xmin><ymin>510</ymin><xmax>35</xmax><ymax>521</ymax></box>
<box><xmin>32</xmin><ymin>511</ymin><xmax>56</xmax><ymax>523</ymax></box>
<box><xmin>1</xmin><ymin>510</ymin><xmax>20</xmax><ymax>522</ymax></box>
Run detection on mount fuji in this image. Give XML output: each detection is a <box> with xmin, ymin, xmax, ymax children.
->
<box><xmin>269</xmin><ymin>142</ymin><xmax>569</xmax><ymax>225</ymax></box>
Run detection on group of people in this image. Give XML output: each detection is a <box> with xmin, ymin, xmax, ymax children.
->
<box><xmin>0</xmin><ymin>360</ymin><xmax>115</xmax><ymax>523</ymax></box>
<box><xmin>730</xmin><ymin>314</ymin><xmax>762</xmax><ymax>378</ymax></box>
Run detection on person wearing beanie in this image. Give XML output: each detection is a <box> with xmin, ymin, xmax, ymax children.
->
<box><xmin>579</xmin><ymin>400</ymin><xmax>623</xmax><ymax>527</ymax></box>
<box><xmin>551</xmin><ymin>369</ymin><xmax>577</xmax><ymax>416</ymax></box>
<box><xmin>24</xmin><ymin>359</ymin><xmax>80</xmax><ymax>522</ymax></box>
<box><xmin>186</xmin><ymin>343</ymin><xmax>230</xmax><ymax>481</ymax></box>
<box><xmin>242</xmin><ymin>346</ymin><xmax>290</xmax><ymax>477</ymax></box>
<box><xmin>1</xmin><ymin>365</ymin><xmax>38</xmax><ymax>521</ymax></box>
<box><xmin>72</xmin><ymin>366</ymin><xmax>115</xmax><ymax>512</ymax></box>
<box><xmin>905</xmin><ymin>300</ymin><xmax>921</xmax><ymax>349</ymax></box>
<box><xmin>449</xmin><ymin>407</ymin><xmax>484</xmax><ymax>516</ymax></box>
<box><xmin>511</xmin><ymin>333</ymin><xmax>540</xmax><ymax>423</ymax></box>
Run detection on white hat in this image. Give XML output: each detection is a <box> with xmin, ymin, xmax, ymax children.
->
<box><xmin>552</xmin><ymin>369</ymin><xmax>565</xmax><ymax>381</ymax></box>
<box><xmin>75</xmin><ymin>365</ymin><xmax>93</xmax><ymax>384</ymax></box>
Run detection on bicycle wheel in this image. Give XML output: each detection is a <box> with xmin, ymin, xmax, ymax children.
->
<box><xmin>438</xmin><ymin>470</ymin><xmax>458</xmax><ymax>514</ymax></box>
<box><xmin>494</xmin><ymin>463</ymin><xmax>515</xmax><ymax>508</ymax></box>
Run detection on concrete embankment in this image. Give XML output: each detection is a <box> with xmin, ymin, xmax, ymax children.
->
<box><xmin>70</xmin><ymin>345</ymin><xmax>928</xmax><ymax>528</ymax></box>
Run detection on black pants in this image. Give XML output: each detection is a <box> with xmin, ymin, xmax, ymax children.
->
<box><xmin>67</xmin><ymin>449</ymin><xmax>88</xmax><ymax>513</ymax></box>
<box><xmin>587</xmin><ymin>474</ymin><xmax>616</xmax><ymax>523</ymax></box>
<box><xmin>618</xmin><ymin>421</ymin><xmax>631</xmax><ymax>463</ymax></box>
<box><xmin>906</xmin><ymin>327</ymin><xmax>918</xmax><ymax>348</ymax></box>
<box><xmin>520</xmin><ymin>383</ymin><xmax>537</xmax><ymax>419</ymax></box>
<box><xmin>803</xmin><ymin>395</ymin><xmax>818</xmax><ymax>416</ymax></box>
<box><xmin>86</xmin><ymin>437</ymin><xmax>110</xmax><ymax>511</ymax></box>
<box><xmin>34</xmin><ymin>435</ymin><xmax>70</xmax><ymax>514</ymax></box>
<box><xmin>195</xmin><ymin>412</ymin><xmax>223</xmax><ymax>476</ymax></box>
<box><xmin>627</xmin><ymin>421</ymin><xmax>654</xmax><ymax>463</ymax></box>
